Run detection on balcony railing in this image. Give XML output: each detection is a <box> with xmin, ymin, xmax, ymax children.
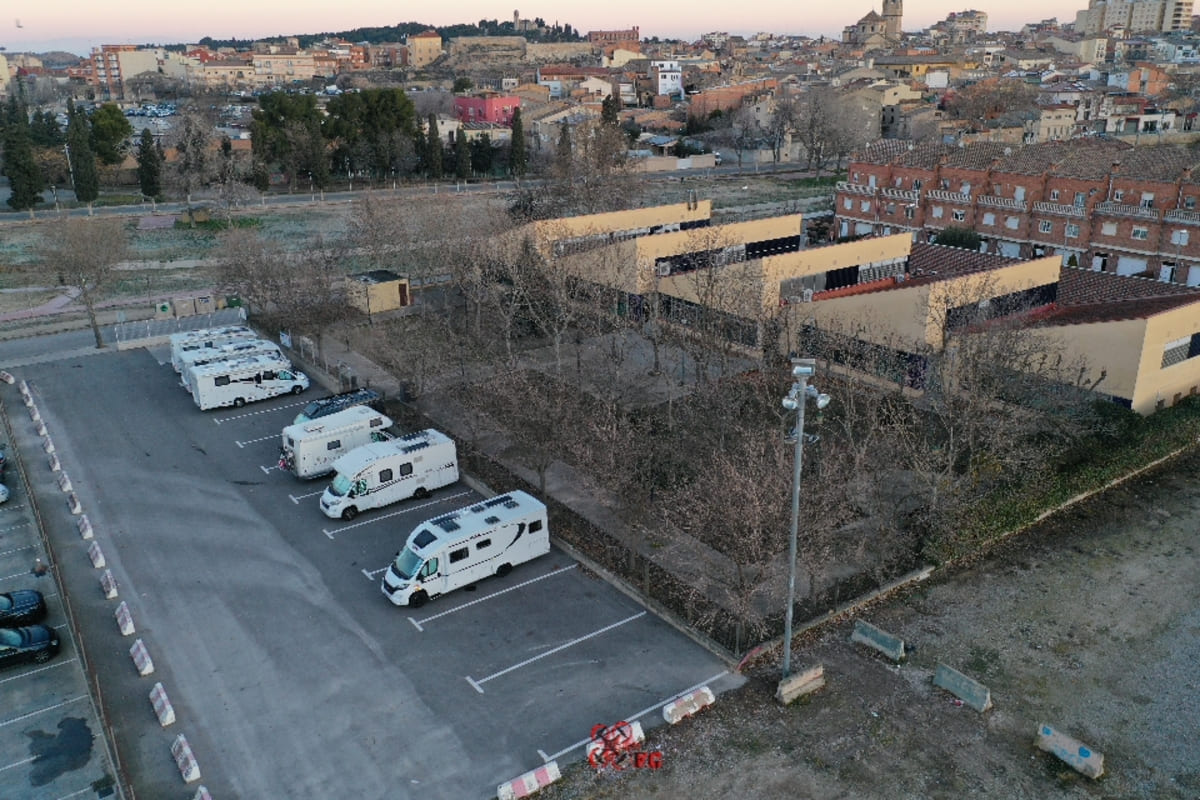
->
<box><xmin>880</xmin><ymin>187</ymin><xmax>919</xmax><ymax>202</ymax></box>
<box><xmin>976</xmin><ymin>195</ymin><xmax>1028</xmax><ymax>211</ymax></box>
<box><xmin>1032</xmin><ymin>201</ymin><xmax>1086</xmax><ymax>217</ymax></box>
<box><xmin>1094</xmin><ymin>201</ymin><xmax>1160</xmax><ymax>220</ymax></box>
<box><xmin>1165</xmin><ymin>209</ymin><xmax>1200</xmax><ymax>226</ymax></box>
<box><xmin>836</xmin><ymin>182</ymin><xmax>878</xmax><ymax>197</ymax></box>
<box><xmin>926</xmin><ymin>189</ymin><xmax>971</xmax><ymax>204</ymax></box>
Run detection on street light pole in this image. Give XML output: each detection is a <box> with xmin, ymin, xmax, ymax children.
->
<box><xmin>780</xmin><ymin>357</ymin><xmax>830</xmax><ymax>679</ymax></box>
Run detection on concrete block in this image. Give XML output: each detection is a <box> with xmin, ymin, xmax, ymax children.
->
<box><xmin>192</xmin><ymin>787</ymin><xmax>212</xmax><ymax>800</ymax></box>
<box><xmin>663</xmin><ymin>686</ymin><xmax>716</xmax><ymax>724</ymax></box>
<box><xmin>48</xmin><ymin>453</ymin><xmax>61</xmax><ymax>472</ymax></box>
<box><xmin>115</xmin><ymin>601</ymin><xmax>135</xmax><ymax>636</ymax></box>
<box><xmin>851</xmin><ymin>619</ymin><xmax>905</xmax><ymax>661</ymax></box>
<box><xmin>42</xmin><ymin>435</ymin><xmax>54</xmax><ymax>454</ymax></box>
<box><xmin>87</xmin><ymin>540</ymin><xmax>106</xmax><ymax>569</ymax></box>
<box><xmin>150</xmin><ymin>682</ymin><xmax>176</xmax><ymax>727</ymax></box>
<box><xmin>586</xmin><ymin>720</ymin><xmax>644</xmax><ymax>768</ymax></box>
<box><xmin>1036</xmin><ymin>723</ymin><xmax>1104</xmax><ymax>779</ymax></box>
<box><xmin>170</xmin><ymin>734</ymin><xmax>201</xmax><ymax>782</ymax></box>
<box><xmin>0</xmin><ymin>370</ymin><xmax>14</xmax><ymax>384</ymax></box>
<box><xmin>497</xmin><ymin>761</ymin><xmax>560</xmax><ymax>800</ymax></box>
<box><xmin>100</xmin><ymin>570</ymin><xmax>118</xmax><ymax>599</ymax></box>
<box><xmin>130</xmin><ymin>638</ymin><xmax>155</xmax><ymax>676</ymax></box>
<box><xmin>933</xmin><ymin>663</ymin><xmax>992</xmax><ymax>712</ymax></box>
<box><xmin>57</xmin><ymin>471</ymin><xmax>72</xmax><ymax>493</ymax></box>
<box><xmin>77</xmin><ymin>515</ymin><xmax>93</xmax><ymax>540</ymax></box>
<box><xmin>67</xmin><ymin>492</ymin><xmax>82</xmax><ymax>515</ymax></box>
<box><xmin>776</xmin><ymin>664</ymin><xmax>826</xmax><ymax>705</ymax></box>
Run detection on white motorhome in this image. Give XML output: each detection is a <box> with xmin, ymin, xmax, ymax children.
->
<box><xmin>189</xmin><ymin>355</ymin><xmax>309</xmax><ymax>411</ymax></box>
<box><xmin>170</xmin><ymin>325</ymin><xmax>258</xmax><ymax>373</ymax></box>
<box><xmin>279</xmin><ymin>405</ymin><xmax>395</xmax><ymax>479</ymax></box>
<box><xmin>177</xmin><ymin>339</ymin><xmax>282</xmax><ymax>389</ymax></box>
<box><xmin>182</xmin><ymin>350</ymin><xmax>292</xmax><ymax>396</ymax></box>
<box><xmin>320</xmin><ymin>429</ymin><xmax>458</xmax><ymax>520</ymax></box>
<box><xmin>381</xmin><ymin>490</ymin><xmax>550</xmax><ymax>607</ymax></box>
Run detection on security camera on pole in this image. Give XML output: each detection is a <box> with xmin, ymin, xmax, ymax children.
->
<box><xmin>780</xmin><ymin>357</ymin><xmax>831</xmax><ymax>680</ymax></box>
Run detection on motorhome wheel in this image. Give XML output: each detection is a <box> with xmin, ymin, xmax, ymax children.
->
<box><xmin>341</xmin><ymin>506</ymin><xmax>358</xmax><ymax>521</ymax></box>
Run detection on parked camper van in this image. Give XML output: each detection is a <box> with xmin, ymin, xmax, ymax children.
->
<box><xmin>320</xmin><ymin>429</ymin><xmax>458</xmax><ymax>520</ymax></box>
<box><xmin>182</xmin><ymin>350</ymin><xmax>292</xmax><ymax>396</ymax></box>
<box><xmin>177</xmin><ymin>339</ymin><xmax>281</xmax><ymax>388</ymax></box>
<box><xmin>381</xmin><ymin>491</ymin><xmax>549</xmax><ymax>607</ymax></box>
<box><xmin>280</xmin><ymin>406</ymin><xmax>395</xmax><ymax>479</ymax></box>
<box><xmin>190</xmin><ymin>354</ymin><xmax>309</xmax><ymax>411</ymax></box>
<box><xmin>170</xmin><ymin>325</ymin><xmax>258</xmax><ymax>373</ymax></box>
<box><xmin>293</xmin><ymin>388</ymin><xmax>382</xmax><ymax>425</ymax></box>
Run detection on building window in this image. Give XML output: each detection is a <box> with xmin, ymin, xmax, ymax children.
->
<box><xmin>1113</xmin><ymin>189</ymin><xmax>1124</xmax><ymax>202</ymax></box>
<box><xmin>1039</xmin><ymin>220</ymin><xmax>1053</xmax><ymax>233</ymax></box>
<box><xmin>1132</xmin><ymin>227</ymin><xmax>1149</xmax><ymax>240</ymax></box>
<box><xmin>952</xmin><ymin>210</ymin><xmax>966</xmax><ymax>221</ymax></box>
<box><xmin>931</xmin><ymin>206</ymin><xmax>944</xmax><ymax>219</ymax></box>
<box><xmin>1066</xmin><ymin>223</ymin><xmax>1080</xmax><ymax>238</ymax></box>
<box><xmin>904</xmin><ymin>206</ymin><xmax>915</xmax><ymax>219</ymax></box>
<box><xmin>894</xmin><ymin>177</ymin><xmax>903</xmax><ymax>187</ymax></box>
<box><xmin>1140</xmin><ymin>193</ymin><xmax>1154</xmax><ymax>208</ymax></box>
<box><xmin>1187</xmin><ymin>196</ymin><xmax>1197</xmax><ymax>210</ymax></box>
<box><xmin>1101</xmin><ymin>221</ymin><xmax>1117</xmax><ymax>235</ymax></box>
<box><xmin>1074</xmin><ymin>192</ymin><xmax>1086</xmax><ymax>207</ymax></box>
<box><xmin>913</xmin><ymin>179</ymin><xmax>923</xmax><ymax>190</ymax></box>
<box><xmin>844</xmin><ymin>197</ymin><xmax>852</xmax><ymax>210</ymax></box>
<box><xmin>1049</xmin><ymin>189</ymin><xmax>1060</xmax><ymax>201</ymax></box>
<box><xmin>1006</xmin><ymin>216</ymin><xmax>1020</xmax><ymax>229</ymax></box>
<box><xmin>982</xmin><ymin>212</ymin><xmax>996</xmax><ymax>226</ymax></box>
<box><xmin>886</xmin><ymin>203</ymin><xmax>896</xmax><ymax>214</ymax></box>
<box><xmin>960</xmin><ymin>182</ymin><xmax>971</xmax><ymax>195</ymax></box>
<box><xmin>861</xmin><ymin>200</ymin><xmax>871</xmax><ymax>212</ymax></box>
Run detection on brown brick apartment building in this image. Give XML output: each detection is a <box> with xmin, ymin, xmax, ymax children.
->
<box><xmin>835</xmin><ymin>139</ymin><xmax>1200</xmax><ymax>286</ymax></box>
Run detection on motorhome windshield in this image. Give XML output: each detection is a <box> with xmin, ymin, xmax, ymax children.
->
<box><xmin>329</xmin><ymin>474</ymin><xmax>351</xmax><ymax>497</ymax></box>
<box><xmin>392</xmin><ymin>547</ymin><xmax>423</xmax><ymax>580</ymax></box>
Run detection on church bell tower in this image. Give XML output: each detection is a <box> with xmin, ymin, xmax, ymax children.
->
<box><xmin>882</xmin><ymin>0</ymin><xmax>903</xmax><ymax>39</ymax></box>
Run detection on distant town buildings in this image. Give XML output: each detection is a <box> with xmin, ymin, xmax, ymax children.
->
<box><xmin>1074</xmin><ymin>0</ymin><xmax>1194</xmax><ymax>34</ymax></box>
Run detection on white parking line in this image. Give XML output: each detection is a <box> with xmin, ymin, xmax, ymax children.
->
<box><xmin>0</xmin><ymin>544</ymin><xmax>35</xmax><ymax>557</ymax></box>
<box><xmin>0</xmin><ymin>694</ymin><xmax>88</xmax><ymax>728</ymax></box>
<box><xmin>322</xmin><ymin>490</ymin><xmax>473</xmax><ymax>540</ymax></box>
<box><xmin>0</xmin><ymin>756</ymin><xmax>34</xmax><ymax>774</ymax></box>
<box><xmin>213</xmin><ymin>398</ymin><xmax>307</xmax><ymax>425</ymax></box>
<box><xmin>0</xmin><ymin>659</ymin><xmax>76</xmax><ymax>685</ymax></box>
<box><xmin>361</xmin><ymin>565</ymin><xmax>389</xmax><ymax>580</ymax></box>
<box><xmin>290</xmin><ymin>488</ymin><xmax>325</xmax><ymax>505</ymax></box>
<box><xmin>236</xmin><ymin>433</ymin><xmax>278</xmax><ymax>448</ymax></box>
<box><xmin>260</xmin><ymin>464</ymin><xmax>281</xmax><ymax>474</ymax></box>
<box><xmin>0</xmin><ymin>504</ymin><xmax>26</xmax><ymax>513</ymax></box>
<box><xmin>538</xmin><ymin>670</ymin><xmax>731</xmax><ymax>763</ymax></box>
<box><xmin>55</xmin><ymin>788</ymin><xmax>101</xmax><ymax>800</ymax></box>
<box><xmin>0</xmin><ymin>521</ymin><xmax>32</xmax><ymax>534</ymax></box>
<box><xmin>407</xmin><ymin>564</ymin><xmax>578</xmax><ymax>631</ymax></box>
<box><xmin>465</xmin><ymin>611</ymin><xmax>647</xmax><ymax>694</ymax></box>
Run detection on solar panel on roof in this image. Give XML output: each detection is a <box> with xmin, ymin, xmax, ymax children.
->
<box><xmin>402</xmin><ymin>441</ymin><xmax>430</xmax><ymax>454</ymax></box>
<box><xmin>432</xmin><ymin>515</ymin><xmax>461</xmax><ymax>532</ymax></box>
<box><xmin>484</xmin><ymin>495</ymin><xmax>512</xmax><ymax>507</ymax></box>
<box><xmin>485</xmin><ymin>515</ymin><xmax>499</xmax><ymax>524</ymax></box>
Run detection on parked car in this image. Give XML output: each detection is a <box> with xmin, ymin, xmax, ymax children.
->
<box><xmin>293</xmin><ymin>388</ymin><xmax>382</xmax><ymax>425</ymax></box>
<box><xmin>0</xmin><ymin>590</ymin><xmax>47</xmax><ymax>626</ymax></box>
<box><xmin>0</xmin><ymin>483</ymin><xmax>8</xmax><ymax>504</ymax></box>
<box><xmin>0</xmin><ymin>624</ymin><xmax>60</xmax><ymax>668</ymax></box>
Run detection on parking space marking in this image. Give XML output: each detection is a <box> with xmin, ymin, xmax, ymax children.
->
<box><xmin>0</xmin><ymin>756</ymin><xmax>35</xmax><ymax>774</ymax></box>
<box><xmin>236</xmin><ymin>433</ymin><xmax>278</xmax><ymax>448</ymax></box>
<box><xmin>538</xmin><ymin>670</ymin><xmax>731</xmax><ymax>763</ymax></box>
<box><xmin>322</xmin><ymin>490</ymin><xmax>473</xmax><ymax>540</ymax></box>
<box><xmin>55</xmin><ymin>788</ymin><xmax>100</xmax><ymax>800</ymax></box>
<box><xmin>0</xmin><ymin>543</ymin><xmax>35</xmax><ymax>557</ymax></box>
<box><xmin>465</xmin><ymin>611</ymin><xmax>646</xmax><ymax>694</ymax></box>
<box><xmin>0</xmin><ymin>694</ymin><xmax>88</xmax><ymax>728</ymax></box>
<box><xmin>290</xmin><ymin>488</ymin><xmax>325</xmax><ymax>505</ymax></box>
<box><xmin>361</xmin><ymin>565</ymin><xmax>388</xmax><ymax>580</ymax></box>
<box><xmin>213</xmin><ymin>398</ymin><xmax>307</xmax><ymax>425</ymax></box>
<box><xmin>0</xmin><ymin>659</ymin><xmax>76</xmax><ymax>686</ymax></box>
<box><xmin>259</xmin><ymin>464</ymin><xmax>282</xmax><ymax>474</ymax></box>
<box><xmin>0</xmin><ymin>521</ymin><xmax>32</xmax><ymax>534</ymax></box>
<box><xmin>0</xmin><ymin>503</ymin><xmax>27</xmax><ymax>513</ymax></box>
<box><xmin>407</xmin><ymin>564</ymin><xmax>578</xmax><ymax>631</ymax></box>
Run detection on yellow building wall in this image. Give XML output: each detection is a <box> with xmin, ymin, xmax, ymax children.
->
<box><xmin>345</xmin><ymin>278</ymin><xmax>409</xmax><ymax>314</ymax></box>
<box><xmin>1025</xmin><ymin>319</ymin><xmax>1146</xmax><ymax>406</ymax></box>
<box><xmin>761</xmin><ymin>233</ymin><xmax>913</xmax><ymax>309</ymax></box>
<box><xmin>923</xmin><ymin>256</ymin><xmax>1060</xmax><ymax>349</ymax></box>
<box><xmin>1130</xmin><ymin>302</ymin><xmax>1200</xmax><ymax>413</ymax></box>
<box><xmin>527</xmin><ymin>200</ymin><xmax>713</xmax><ymax>252</ymax></box>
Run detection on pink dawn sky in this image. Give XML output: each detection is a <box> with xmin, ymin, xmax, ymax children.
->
<box><xmin>6</xmin><ymin>0</ymin><xmax>1078</xmax><ymax>56</ymax></box>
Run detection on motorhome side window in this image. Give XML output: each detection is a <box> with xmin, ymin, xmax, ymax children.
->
<box><xmin>476</xmin><ymin>539</ymin><xmax>491</xmax><ymax>550</ymax></box>
<box><xmin>529</xmin><ymin>520</ymin><xmax>543</xmax><ymax>532</ymax></box>
<box><xmin>215</xmin><ymin>376</ymin><xmax>231</xmax><ymax>386</ymax></box>
<box><xmin>327</xmin><ymin>440</ymin><xmax>341</xmax><ymax>451</ymax></box>
<box><xmin>400</xmin><ymin>463</ymin><xmax>413</xmax><ymax>477</ymax></box>
<box><xmin>379</xmin><ymin>468</ymin><xmax>393</xmax><ymax>483</ymax></box>
<box><xmin>419</xmin><ymin>558</ymin><xmax>438</xmax><ymax>577</ymax></box>
<box><xmin>279</xmin><ymin>371</ymin><xmax>294</xmax><ymax>380</ymax></box>
<box><xmin>449</xmin><ymin>547</ymin><xmax>469</xmax><ymax>564</ymax></box>
<box><xmin>262</xmin><ymin>370</ymin><xmax>276</xmax><ymax>380</ymax></box>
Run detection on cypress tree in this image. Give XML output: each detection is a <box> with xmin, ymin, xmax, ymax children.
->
<box><xmin>425</xmin><ymin>114</ymin><xmax>443</xmax><ymax>179</ymax></box>
<box><xmin>454</xmin><ymin>128</ymin><xmax>470</xmax><ymax>179</ymax></box>
<box><xmin>135</xmin><ymin>127</ymin><xmax>162</xmax><ymax>199</ymax></box>
<box><xmin>509</xmin><ymin>108</ymin><xmax>527</xmax><ymax>177</ymax></box>
<box><xmin>66</xmin><ymin>102</ymin><xmax>99</xmax><ymax>206</ymax></box>
<box><xmin>2</xmin><ymin>96</ymin><xmax>44</xmax><ymax>212</ymax></box>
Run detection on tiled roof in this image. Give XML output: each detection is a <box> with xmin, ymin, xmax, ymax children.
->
<box><xmin>907</xmin><ymin>242</ymin><xmax>1025</xmax><ymax>279</ymax></box>
<box><xmin>1040</xmin><ymin>294</ymin><xmax>1200</xmax><ymax>325</ymax></box>
<box><xmin>1056</xmin><ymin>265</ymin><xmax>1200</xmax><ymax>306</ymax></box>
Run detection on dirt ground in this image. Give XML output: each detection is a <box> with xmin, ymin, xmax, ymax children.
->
<box><xmin>541</xmin><ymin>450</ymin><xmax>1200</xmax><ymax>800</ymax></box>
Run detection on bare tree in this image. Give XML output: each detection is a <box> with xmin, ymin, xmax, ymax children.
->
<box><xmin>169</xmin><ymin>108</ymin><xmax>216</xmax><ymax>215</ymax></box>
<box><xmin>764</xmin><ymin>93</ymin><xmax>799</xmax><ymax>164</ymax></box>
<box><xmin>37</xmin><ymin>217</ymin><xmax>130</xmax><ymax>348</ymax></box>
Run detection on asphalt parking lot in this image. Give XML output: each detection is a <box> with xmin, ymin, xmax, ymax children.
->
<box><xmin>4</xmin><ymin>338</ymin><xmax>739</xmax><ymax>799</ymax></box>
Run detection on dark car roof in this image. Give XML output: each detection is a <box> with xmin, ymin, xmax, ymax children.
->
<box><xmin>1</xmin><ymin>589</ymin><xmax>43</xmax><ymax>609</ymax></box>
<box><xmin>0</xmin><ymin>624</ymin><xmax>53</xmax><ymax>647</ymax></box>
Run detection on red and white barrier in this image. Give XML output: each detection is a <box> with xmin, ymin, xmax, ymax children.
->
<box><xmin>42</xmin><ymin>436</ymin><xmax>55</xmax><ymax>454</ymax></box>
<box><xmin>192</xmin><ymin>786</ymin><xmax>212</xmax><ymax>800</ymax></box>
<box><xmin>662</xmin><ymin>686</ymin><xmax>716</xmax><ymax>725</ymax></box>
<box><xmin>585</xmin><ymin>720</ymin><xmax>645</xmax><ymax>767</ymax></box>
<box><xmin>34</xmin><ymin>418</ymin><xmax>46</xmax><ymax>435</ymax></box>
<box><xmin>497</xmin><ymin>761</ymin><xmax>561</xmax><ymax>800</ymax></box>
<box><xmin>29</xmin><ymin>403</ymin><xmax>41</xmax><ymax>422</ymax></box>
<box><xmin>67</xmin><ymin>492</ymin><xmax>82</xmax><ymax>515</ymax></box>
<box><xmin>130</xmin><ymin>639</ymin><xmax>155</xmax><ymax>676</ymax></box>
<box><xmin>87</xmin><ymin>540</ymin><xmax>106</xmax><ymax>569</ymax></box>
<box><xmin>18</xmin><ymin>379</ymin><xmax>30</xmax><ymax>397</ymax></box>
<box><xmin>100</xmin><ymin>569</ymin><xmax>118</xmax><ymax>599</ymax></box>
<box><xmin>22</xmin><ymin>392</ymin><xmax>34</xmax><ymax>409</ymax></box>
<box><xmin>48</xmin><ymin>453</ymin><xmax>61</xmax><ymax>472</ymax></box>
<box><xmin>115</xmin><ymin>601</ymin><xmax>135</xmax><ymax>636</ymax></box>
<box><xmin>150</xmin><ymin>682</ymin><xmax>176</xmax><ymax>727</ymax></box>
<box><xmin>57</xmin><ymin>472</ymin><xmax>73</xmax><ymax>493</ymax></box>
<box><xmin>78</xmin><ymin>515</ymin><xmax>93</xmax><ymax>540</ymax></box>
<box><xmin>170</xmin><ymin>734</ymin><xmax>201</xmax><ymax>783</ymax></box>
<box><xmin>0</xmin><ymin>370</ymin><xmax>14</xmax><ymax>384</ymax></box>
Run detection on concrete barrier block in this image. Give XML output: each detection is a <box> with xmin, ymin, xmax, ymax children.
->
<box><xmin>18</xmin><ymin>379</ymin><xmax>30</xmax><ymax>397</ymax></box>
<box><xmin>663</xmin><ymin>686</ymin><xmax>716</xmax><ymax>724</ymax></box>
<box><xmin>57</xmin><ymin>472</ymin><xmax>73</xmax><ymax>493</ymax></box>
<box><xmin>497</xmin><ymin>761</ymin><xmax>561</xmax><ymax>800</ymax></box>
<box><xmin>115</xmin><ymin>601</ymin><xmax>136</xmax><ymax>636</ymax></box>
<box><xmin>585</xmin><ymin>720</ymin><xmax>645</xmax><ymax>767</ymax></box>
<box><xmin>42</xmin><ymin>436</ymin><xmax>55</xmax><ymax>454</ymax></box>
<box><xmin>776</xmin><ymin>664</ymin><xmax>826</xmax><ymax>705</ymax></box>
<box><xmin>48</xmin><ymin>453</ymin><xmax>61</xmax><ymax>472</ymax></box>
<box><xmin>150</xmin><ymin>682</ymin><xmax>176</xmax><ymax>727</ymax></box>
<box><xmin>851</xmin><ymin>619</ymin><xmax>906</xmax><ymax>662</ymax></box>
<box><xmin>100</xmin><ymin>570</ymin><xmax>118</xmax><ymax>599</ymax></box>
<box><xmin>33</xmin><ymin>418</ymin><xmax>45</xmax><ymax>435</ymax></box>
<box><xmin>192</xmin><ymin>787</ymin><xmax>212</xmax><ymax>800</ymax></box>
<box><xmin>0</xmin><ymin>370</ymin><xmax>14</xmax><ymax>384</ymax></box>
<box><xmin>170</xmin><ymin>734</ymin><xmax>201</xmax><ymax>783</ymax></box>
<box><xmin>29</xmin><ymin>402</ymin><xmax>41</xmax><ymax>421</ymax></box>
<box><xmin>67</xmin><ymin>492</ymin><xmax>82</xmax><ymax>515</ymax></box>
<box><xmin>1036</xmin><ymin>723</ymin><xmax>1104</xmax><ymax>779</ymax></box>
<box><xmin>87</xmin><ymin>540</ymin><xmax>106</xmax><ymax>569</ymax></box>
<box><xmin>130</xmin><ymin>638</ymin><xmax>155</xmax><ymax>676</ymax></box>
<box><xmin>78</xmin><ymin>515</ymin><xmax>93</xmax><ymax>540</ymax></box>
<box><xmin>933</xmin><ymin>663</ymin><xmax>992</xmax><ymax>712</ymax></box>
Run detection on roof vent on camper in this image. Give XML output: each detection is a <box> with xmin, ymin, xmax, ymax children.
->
<box><xmin>484</xmin><ymin>495</ymin><xmax>513</xmax><ymax>508</ymax></box>
<box><xmin>432</xmin><ymin>515</ymin><xmax>461</xmax><ymax>533</ymax></box>
<box><xmin>485</xmin><ymin>516</ymin><xmax>500</xmax><ymax>525</ymax></box>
